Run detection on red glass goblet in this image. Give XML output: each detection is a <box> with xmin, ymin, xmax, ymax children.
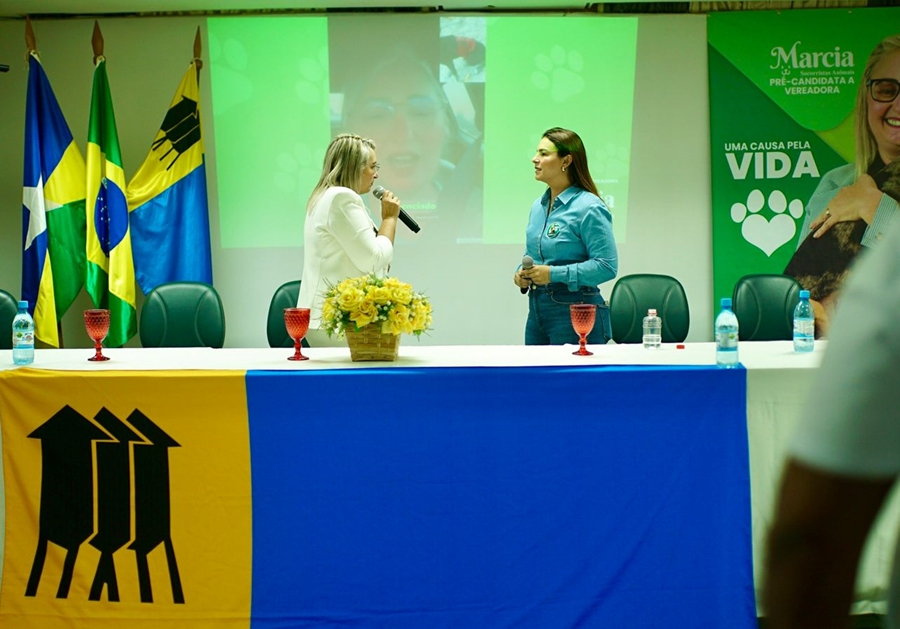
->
<box><xmin>84</xmin><ymin>309</ymin><xmax>111</xmax><ymax>362</ymax></box>
<box><xmin>570</xmin><ymin>304</ymin><xmax>597</xmax><ymax>356</ymax></box>
<box><xmin>284</xmin><ymin>307</ymin><xmax>310</xmax><ymax>361</ymax></box>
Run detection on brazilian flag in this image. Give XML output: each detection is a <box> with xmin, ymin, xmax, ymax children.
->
<box><xmin>85</xmin><ymin>54</ymin><xmax>136</xmax><ymax>348</ymax></box>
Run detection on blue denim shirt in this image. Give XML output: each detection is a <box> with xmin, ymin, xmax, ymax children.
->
<box><xmin>525</xmin><ymin>186</ymin><xmax>618</xmax><ymax>291</ymax></box>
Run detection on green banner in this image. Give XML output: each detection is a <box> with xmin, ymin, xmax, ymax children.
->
<box><xmin>708</xmin><ymin>8</ymin><xmax>900</xmax><ymax>311</ymax></box>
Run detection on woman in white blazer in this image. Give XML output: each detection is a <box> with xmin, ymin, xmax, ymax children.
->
<box><xmin>298</xmin><ymin>134</ymin><xmax>402</xmax><ymax>347</ymax></box>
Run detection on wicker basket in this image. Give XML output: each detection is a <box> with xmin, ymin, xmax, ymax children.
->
<box><xmin>345</xmin><ymin>324</ymin><xmax>400</xmax><ymax>361</ymax></box>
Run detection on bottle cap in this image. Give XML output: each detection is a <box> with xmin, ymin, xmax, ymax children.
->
<box><xmin>647</xmin><ymin>308</ymin><xmax>657</xmax><ymax>316</ymax></box>
<box><xmin>720</xmin><ymin>297</ymin><xmax>732</xmax><ymax>309</ymax></box>
<box><xmin>799</xmin><ymin>290</ymin><xmax>810</xmax><ymax>299</ymax></box>
<box><xmin>17</xmin><ymin>300</ymin><xmax>27</xmax><ymax>309</ymax></box>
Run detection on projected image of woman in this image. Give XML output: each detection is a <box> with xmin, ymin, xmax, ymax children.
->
<box><xmin>297</xmin><ymin>134</ymin><xmax>401</xmax><ymax>347</ymax></box>
<box><xmin>784</xmin><ymin>34</ymin><xmax>900</xmax><ymax>335</ymax></box>
<box><xmin>340</xmin><ymin>47</ymin><xmax>483</xmax><ymax>243</ymax></box>
<box><xmin>514</xmin><ymin>127</ymin><xmax>618</xmax><ymax>345</ymax></box>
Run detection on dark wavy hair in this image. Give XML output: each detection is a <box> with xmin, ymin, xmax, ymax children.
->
<box><xmin>542</xmin><ymin>127</ymin><xmax>599</xmax><ymax>197</ymax></box>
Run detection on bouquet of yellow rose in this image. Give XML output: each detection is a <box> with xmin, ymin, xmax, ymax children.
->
<box><xmin>321</xmin><ymin>274</ymin><xmax>433</xmax><ymax>338</ymax></box>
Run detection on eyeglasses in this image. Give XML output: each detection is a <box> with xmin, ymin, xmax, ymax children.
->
<box><xmin>354</xmin><ymin>96</ymin><xmax>442</xmax><ymax>124</ymax></box>
<box><xmin>867</xmin><ymin>78</ymin><xmax>900</xmax><ymax>103</ymax></box>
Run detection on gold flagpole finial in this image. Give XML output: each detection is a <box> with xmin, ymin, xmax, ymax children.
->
<box><xmin>25</xmin><ymin>16</ymin><xmax>36</xmax><ymax>53</ymax></box>
<box><xmin>92</xmin><ymin>20</ymin><xmax>104</xmax><ymax>64</ymax></box>
<box><xmin>193</xmin><ymin>26</ymin><xmax>203</xmax><ymax>71</ymax></box>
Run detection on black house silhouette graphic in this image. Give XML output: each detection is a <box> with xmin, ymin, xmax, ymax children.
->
<box><xmin>25</xmin><ymin>404</ymin><xmax>184</xmax><ymax>604</ymax></box>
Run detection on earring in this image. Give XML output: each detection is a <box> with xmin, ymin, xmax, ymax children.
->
<box><xmin>562</xmin><ymin>166</ymin><xmax>567</xmax><ymax>172</ymax></box>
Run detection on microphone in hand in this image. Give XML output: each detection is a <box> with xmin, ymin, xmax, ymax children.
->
<box><xmin>520</xmin><ymin>255</ymin><xmax>534</xmax><ymax>294</ymax></box>
<box><xmin>372</xmin><ymin>186</ymin><xmax>421</xmax><ymax>233</ymax></box>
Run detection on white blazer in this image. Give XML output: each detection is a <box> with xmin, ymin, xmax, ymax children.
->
<box><xmin>298</xmin><ymin>186</ymin><xmax>393</xmax><ymax>329</ymax></box>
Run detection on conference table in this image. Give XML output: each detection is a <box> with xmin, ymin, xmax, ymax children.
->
<box><xmin>0</xmin><ymin>341</ymin><xmax>893</xmax><ymax>628</ymax></box>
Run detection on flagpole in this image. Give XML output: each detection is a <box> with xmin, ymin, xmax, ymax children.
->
<box><xmin>23</xmin><ymin>16</ymin><xmax>88</xmax><ymax>348</ymax></box>
<box><xmin>194</xmin><ymin>26</ymin><xmax>202</xmax><ymax>73</ymax></box>
<box><xmin>92</xmin><ymin>20</ymin><xmax>103</xmax><ymax>63</ymax></box>
<box><xmin>126</xmin><ymin>26</ymin><xmax>213</xmax><ymax>295</ymax></box>
<box><xmin>27</xmin><ymin>17</ymin><xmax>69</xmax><ymax>348</ymax></box>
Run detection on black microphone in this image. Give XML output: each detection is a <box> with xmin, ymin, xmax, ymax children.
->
<box><xmin>520</xmin><ymin>255</ymin><xmax>533</xmax><ymax>294</ymax></box>
<box><xmin>372</xmin><ymin>186</ymin><xmax>421</xmax><ymax>233</ymax></box>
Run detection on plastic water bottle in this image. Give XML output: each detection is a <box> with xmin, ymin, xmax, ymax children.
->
<box><xmin>793</xmin><ymin>289</ymin><xmax>815</xmax><ymax>353</ymax></box>
<box><xmin>642</xmin><ymin>308</ymin><xmax>662</xmax><ymax>349</ymax></box>
<box><xmin>715</xmin><ymin>297</ymin><xmax>739</xmax><ymax>368</ymax></box>
<box><xmin>12</xmin><ymin>300</ymin><xmax>35</xmax><ymax>366</ymax></box>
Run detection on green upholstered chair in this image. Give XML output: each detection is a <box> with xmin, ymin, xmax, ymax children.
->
<box><xmin>609</xmin><ymin>274</ymin><xmax>690</xmax><ymax>344</ymax></box>
<box><xmin>139</xmin><ymin>281</ymin><xmax>226</xmax><ymax>348</ymax></box>
<box><xmin>731</xmin><ymin>274</ymin><xmax>802</xmax><ymax>341</ymax></box>
<box><xmin>266</xmin><ymin>280</ymin><xmax>309</xmax><ymax>348</ymax></box>
<box><xmin>0</xmin><ymin>289</ymin><xmax>18</xmax><ymax>350</ymax></box>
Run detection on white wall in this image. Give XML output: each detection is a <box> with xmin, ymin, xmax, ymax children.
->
<box><xmin>0</xmin><ymin>13</ymin><xmax>711</xmax><ymax>348</ymax></box>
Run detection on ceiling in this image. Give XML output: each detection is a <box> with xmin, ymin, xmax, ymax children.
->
<box><xmin>0</xmin><ymin>0</ymin><xmax>663</xmax><ymax>18</ymax></box>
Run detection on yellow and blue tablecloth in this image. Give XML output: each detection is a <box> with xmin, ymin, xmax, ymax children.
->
<box><xmin>0</xmin><ymin>364</ymin><xmax>754</xmax><ymax>628</ymax></box>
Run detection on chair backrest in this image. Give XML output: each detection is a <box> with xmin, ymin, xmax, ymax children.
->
<box><xmin>609</xmin><ymin>274</ymin><xmax>690</xmax><ymax>344</ymax></box>
<box><xmin>731</xmin><ymin>274</ymin><xmax>802</xmax><ymax>341</ymax></box>
<box><xmin>0</xmin><ymin>290</ymin><xmax>18</xmax><ymax>350</ymax></box>
<box><xmin>139</xmin><ymin>281</ymin><xmax>226</xmax><ymax>348</ymax></box>
<box><xmin>266</xmin><ymin>280</ymin><xmax>309</xmax><ymax>348</ymax></box>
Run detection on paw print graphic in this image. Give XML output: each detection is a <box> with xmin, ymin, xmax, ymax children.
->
<box><xmin>208</xmin><ymin>32</ymin><xmax>254</xmax><ymax>115</ymax></box>
<box><xmin>591</xmin><ymin>143</ymin><xmax>628</xmax><ymax>184</ymax></box>
<box><xmin>531</xmin><ymin>45</ymin><xmax>585</xmax><ymax>103</ymax></box>
<box><xmin>274</xmin><ymin>143</ymin><xmax>318</xmax><ymax>201</ymax></box>
<box><xmin>731</xmin><ymin>188</ymin><xmax>804</xmax><ymax>257</ymax></box>
<box><xmin>295</xmin><ymin>47</ymin><xmax>328</xmax><ymax>106</ymax></box>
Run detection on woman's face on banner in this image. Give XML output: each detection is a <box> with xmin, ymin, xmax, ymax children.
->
<box><xmin>345</xmin><ymin>61</ymin><xmax>448</xmax><ymax>197</ymax></box>
<box><xmin>868</xmin><ymin>49</ymin><xmax>900</xmax><ymax>164</ymax></box>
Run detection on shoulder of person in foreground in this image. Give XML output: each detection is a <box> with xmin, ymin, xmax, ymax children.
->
<box><xmin>789</xmin><ymin>222</ymin><xmax>900</xmax><ymax>474</ymax></box>
<box><xmin>762</xmin><ymin>227</ymin><xmax>900</xmax><ymax>629</ymax></box>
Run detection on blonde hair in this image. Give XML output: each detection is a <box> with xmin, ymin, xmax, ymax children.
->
<box><xmin>307</xmin><ymin>134</ymin><xmax>376</xmax><ymax>212</ymax></box>
<box><xmin>855</xmin><ymin>35</ymin><xmax>900</xmax><ymax>177</ymax></box>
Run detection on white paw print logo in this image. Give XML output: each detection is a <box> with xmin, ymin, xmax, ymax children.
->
<box><xmin>731</xmin><ymin>189</ymin><xmax>804</xmax><ymax>257</ymax></box>
<box><xmin>274</xmin><ymin>143</ymin><xmax>318</xmax><ymax>201</ymax></box>
<box><xmin>208</xmin><ymin>32</ymin><xmax>254</xmax><ymax>114</ymax></box>
<box><xmin>591</xmin><ymin>143</ymin><xmax>628</xmax><ymax>183</ymax></box>
<box><xmin>295</xmin><ymin>47</ymin><xmax>328</xmax><ymax>105</ymax></box>
<box><xmin>532</xmin><ymin>45</ymin><xmax>585</xmax><ymax>103</ymax></box>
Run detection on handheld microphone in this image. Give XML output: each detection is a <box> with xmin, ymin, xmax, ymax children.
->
<box><xmin>520</xmin><ymin>255</ymin><xmax>534</xmax><ymax>294</ymax></box>
<box><xmin>372</xmin><ymin>186</ymin><xmax>421</xmax><ymax>233</ymax></box>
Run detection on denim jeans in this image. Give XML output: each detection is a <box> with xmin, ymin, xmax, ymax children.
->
<box><xmin>525</xmin><ymin>284</ymin><xmax>611</xmax><ymax>346</ymax></box>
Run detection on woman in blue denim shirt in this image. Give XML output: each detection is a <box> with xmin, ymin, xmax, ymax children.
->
<box><xmin>513</xmin><ymin>127</ymin><xmax>618</xmax><ymax>345</ymax></box>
